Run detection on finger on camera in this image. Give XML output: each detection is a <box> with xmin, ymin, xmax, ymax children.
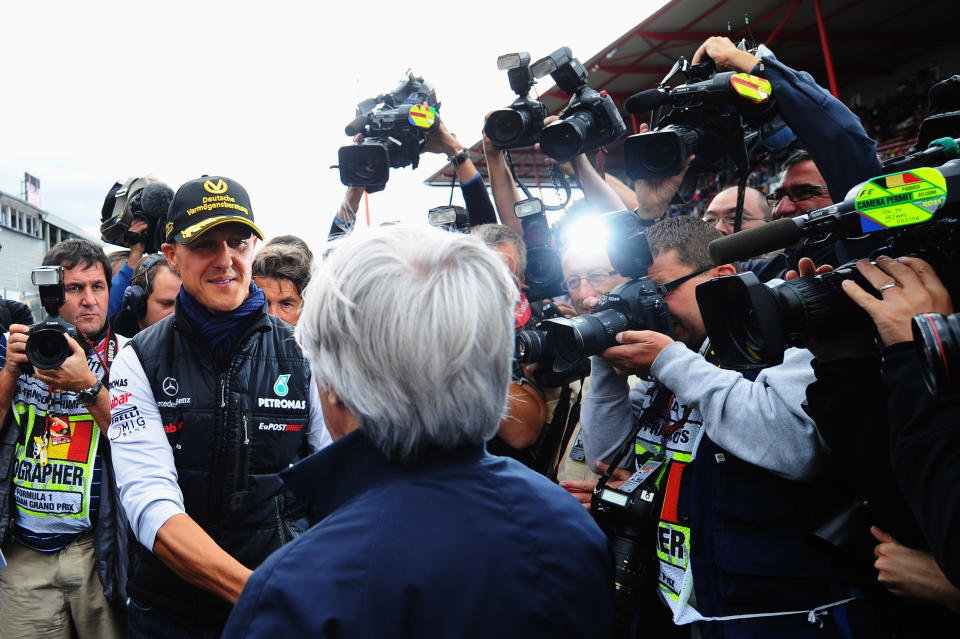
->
<box><xmin>841</xmin><ymin>279</ymin><xmax>881</xmax><ymax>312</ymax></box>
<box><xmin>874</xmin><ymin>255</ymin><xmax>926</xmax><ymax>290</ymax></box>
<box><xmin>855</xmin><ymin>258</ymin><xmax>899</xmax><ymax>292</ymax></box>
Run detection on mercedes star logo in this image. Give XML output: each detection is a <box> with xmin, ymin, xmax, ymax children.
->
<box><xmin>162</xmin><ymin>377</ymin><xmax>179</xmax><ymax>396</ymax></box>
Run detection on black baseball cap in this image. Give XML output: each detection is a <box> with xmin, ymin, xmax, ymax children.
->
<box><xmin>165</xmin><ymin>176</ymin><xmax>264</xmax><ymax>244</ymax></box>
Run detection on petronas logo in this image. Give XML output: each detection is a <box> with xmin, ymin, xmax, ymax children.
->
<box><xmin>274</xmin><ymin>374</ymin><xmax>290</xmax><ymax>397</ymax></box>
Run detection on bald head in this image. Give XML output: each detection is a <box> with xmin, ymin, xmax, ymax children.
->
<box><xmin>703</xmin><ymin>187</ymin><xmax>771</xmax><ymax>236</ymax></box>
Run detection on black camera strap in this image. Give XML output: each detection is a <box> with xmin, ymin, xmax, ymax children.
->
<box><xmin>597</xmin><ymin>382</ymin><xmax>672</xmax><ymax>488</ymax></box>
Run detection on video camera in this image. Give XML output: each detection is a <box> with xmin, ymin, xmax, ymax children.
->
<box><xmin>100</xmin><ymin>176</ymin><xmax>173</xmax><ymax>253</ymax></box>
<box><xmin>485</xmin><ymin>53</ymin><xmax>548</xmax><ymax>149</ymax></box>
<box><xmin>622</xmin><ymin>44</ymin><xmax>784</xmax><ymax>202</ymax></box>
<box><xmin>534</xmin><ymin>47</ymin><xmax>627</xmax><ymax>162</ymax></box>
<box><xmin>698</xmin><ymin>146</ymin><xmax>960</xmax><ymax>369</ymax></box>
<box><xmin>338</xmin><ymin>73</ymin><xmax>440</xmax><ymax>191</ymax></box>
<box><xmin>21</xmin><ymin>266</ymin><xmax>81</xmax><ymax>375</ymax></box>
<box><xmin>517</xmin><ymin>210</ymin><xmax>671</xmax><ymax>379</ymax></box>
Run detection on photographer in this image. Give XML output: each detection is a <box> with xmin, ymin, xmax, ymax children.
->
<box><xmin>580</xmin><ymin>216</ymin><xmax>870</xmax><ymax>637</ymax></box>
<box><xmin>0</xmin><ymin>239</ymin><xmax>126</xmax><ymax>638</ymax></box>
<box><xmin>796</xmin><ymin>255</ymin><xmax>960</xmax><ymax>628</ymax></box>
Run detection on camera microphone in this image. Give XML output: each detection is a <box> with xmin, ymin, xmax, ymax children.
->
<box><xmin>708</xmin><ymin>218</ymin><xmax>804</xmax><ymax>265</ymax></box>
<box><xmin>624</xmin><ymin>89</ymin><xmax>668</xmax><ymax>114</ymax></box>
<box><xmin>139</xmin><ymin>182</ymin><xmax>174</xmax><ymax>219</ymax></box>
<box><xmin>345</xmin><ymin>115</ymin><xmax>369</xmax><ymax>137</ymax></box>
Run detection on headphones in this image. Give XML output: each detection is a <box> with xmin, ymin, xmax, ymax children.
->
<box><xmin>122</xmin><ymin>254</ymin><xmax>168</xmax><ymax>319</ymax></box>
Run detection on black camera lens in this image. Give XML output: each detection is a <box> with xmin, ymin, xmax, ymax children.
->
<box><xmin>515</xmin><ymin>330</ymin><xmax>547</xmax><ymax>365</ymax></box>
<box><xmin>547</xmin><ymin>310</ymin><xmax>630</xmax><ymax>366</ymax></box>
<box><xmin>624</xmin><ymin>126</ymin><xmax>700</xmax><ymax>179</ymax></box>
<box><xmin>912</xmin><ymin>312</ymin><xmax>960</xmax><ymax>395</ymax></box>
<box><xmin>25</xmin><ymin>326</ymin><xmax>71</xmax><ymax>370</ymax></box>
<box><xmin>486</xmin><ymin>109</ymin><xmax>535</xmax><ymax>149</ymax></box>
<box><xmin>524</xmin><ymin>246</ymin><xmax>563</xmax><ymax>291</ymax></box>
<box><xmin>338</xmin><ymin>144</ymin><xmax>390</xmax><ymax>186</ymax></box>
<box><xmin>540</xmin><ymin>111</ymin><xmax>593</xmax><ymax>162</ymax></box>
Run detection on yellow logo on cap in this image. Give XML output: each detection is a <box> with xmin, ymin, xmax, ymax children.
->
<box><xmin>203</xmin><ymin>179</ymin><xmax>228</xmax><ymax>195</ymax></box>
<box><xmin>165</xmin><ymin>221</ymin><xmax>174</xmax><ymax>237</ymax></box>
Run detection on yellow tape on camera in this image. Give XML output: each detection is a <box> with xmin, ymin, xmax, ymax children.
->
<box><xmin>855</xmin><ymin>167</ymin><xmax>947</xmax><ymax>229</ymax></box>
<box><xmin>408</xmin><ymin>104</ymin><xmax>437</xmax><ymax>129</ymax></box>
<box><xmin>730</xmin><ymin>73</ymin><xmax>772</xmax><ymax>103</ymax></box>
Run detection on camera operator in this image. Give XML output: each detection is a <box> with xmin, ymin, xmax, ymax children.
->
<box><xmin>109</xmin><ymin>253</ymin><xmax>182</xmax><ymax>338</ymax></box>
<box><xmin>0</xmin><ymin>239</ymin><xmax>126</xmax><ymax>638</ymax></box>
<box><xmin>580</xmin><ymin>215</ymin><xmax>872</xmax><ymax>637</ymax></box>
<box><xmin>101</xmin><ymin>177</ymin><xmax>174</xmax><ymax>317</ymax></box>
<box><xmin>794</xmin><ymin>255</ymin><xmax>960</xmax><ymax>630</ymax></box>
<box><xmin>107</xmin><ymin>176</ymin><xmax>331</xmax><ymax>636</ymax></box>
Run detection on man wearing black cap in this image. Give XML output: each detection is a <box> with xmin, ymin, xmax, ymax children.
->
<box><xmin>107</xmin><ymin>176</ymin><xmax>330</xmax><ymax>637</ymax></box>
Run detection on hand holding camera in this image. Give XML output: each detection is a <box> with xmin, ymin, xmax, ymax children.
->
<box><xmin>841</xmin><ymin>256</ymin><xmax>953</xmax><ymax>346</ymax></box>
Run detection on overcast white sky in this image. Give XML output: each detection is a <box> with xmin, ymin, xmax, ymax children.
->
<box><xmin>1</xmin><ymin>1</ymin><xmax>667</xmax><ymax>250</ymax></box>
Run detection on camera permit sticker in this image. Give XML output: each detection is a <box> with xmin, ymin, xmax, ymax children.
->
<box><xmin>729</xmin><ymin>73</ymin><xmax>772</xmax><ymax>103</ymax></box>
<box><xmin>855</xmin><ymin>167</ymin><xmax>947</xmax><ymax>232</ymax></box>
<box><xmin>408</xmin><ymin>104</ymin><xmax>437</xmax><ymax>129</ymax></box>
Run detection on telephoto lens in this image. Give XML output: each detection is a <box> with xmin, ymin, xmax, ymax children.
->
<box><xmin>912</xmin><ymin>312</ymin><xmax>960</xmax><ymax>395</ymax></box>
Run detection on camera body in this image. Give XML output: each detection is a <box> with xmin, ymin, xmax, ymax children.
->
<box><xmin>591</xmin><ymin>459</ymin><xmax>665</xmax><ymax>631</ymax></box>
<box><xmin>21</xmin><ymin>266</ymin><xmax>80</xmax><ymax>374</ymax></box>
<box><xmin>543</xmin><ymin>278</ymin><xmax>672</xmax><ymax>372</ymax></box>
<box><xmin>485</xmin><ymin>52</ymin><xmax>549</xmax><ymax>149</ymax></box>
<box><xmin>515</xmin><ymin>198</ymin><xmax>565</xmax><ymax>300</ymax></box>
<box><xmin>100</xmin><ymin>177</ymin><xmax>172</xmax><ymax>252</ymax></box>
<box><xmin>623</xmin><ymin>54</ymin><xmax>779</xmax><ymax>202</ymax></box>
<box><xmin>515</xmin><ymin>303</ymin><xmax>591</xmax><ymax>388</ymax></box>
<box><xmin>338</xmin><ymin>73</ymin><xmax>439</xmax><ymax>190</ymax></box>
<box><xmin>534</xmin><ymin>47</ymin><xmax>627</xmax><ymax>162</ymax></box>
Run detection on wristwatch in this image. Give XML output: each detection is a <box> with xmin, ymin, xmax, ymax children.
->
<box><xmin>76</xmin><ymin>379</ymin><xmax>104</xmax><ymax>406</ymax></box>
<box><xmin>448</xmin><ymin>148</ymin><xmax>471</xmax><ymax>166</ymax></box>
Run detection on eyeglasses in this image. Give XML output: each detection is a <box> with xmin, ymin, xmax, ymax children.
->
<box><xmin>654</xmin><ymin>265</ymin><xmax>714</xmax><ymax>298</ymax></box>
<box><xmin>765</xmin><ymin>184</ymin><xmax>829</xmax><ymax>206</ymax></box>
<box><xmin>562</xmin><ymin>270</ymin><xmax>619</xmax><ymax>291</ymax></box>
<box><xmin>702</xmin><ymin>212</ymin><xmax>767</xmax><ymax>226</ymax></box>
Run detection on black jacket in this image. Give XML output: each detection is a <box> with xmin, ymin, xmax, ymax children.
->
<box><xmin>125</xmin><ymin>302</ymin><xmax>313</xmax><ymax>630</ymax></box>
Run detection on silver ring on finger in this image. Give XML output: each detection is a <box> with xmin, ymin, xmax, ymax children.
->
<box><xmin>879</xmin><ymin>282</ymin><xmax>898</xmax><ymax>292</ymax></box>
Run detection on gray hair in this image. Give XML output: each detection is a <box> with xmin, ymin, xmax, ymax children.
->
<box><xmin>297</xmin><ymin>224</ymin><xmax>519</xmax><ymax>462</ymax></box>
<box><xmin>471</xmin><ymin>224</ymin><xmax>527</xmax><ymax>277</ymax></box>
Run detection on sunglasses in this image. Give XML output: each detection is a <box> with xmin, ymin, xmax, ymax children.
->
<box><xmin>655</xmin><ymin>265</ymin><xmax>714</xmax><ymax>297</ymax></box>
<box><xmin>765</xmin><ymin>184</ymin><xmax>829</xmax><ymax>206</ymax></box>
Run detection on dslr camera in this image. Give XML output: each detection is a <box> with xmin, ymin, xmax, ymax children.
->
<box><xmin>622</xmin><ymin>43</ymin><xmax>785</xmax><ymax>202</ymax></box>
<box><xmin>515</xmin><ymin>302</ymin><xmax>590</xmax><ymax>388</ymax></box>
<box><xmin>338</xmin><ymin>73</ymin><xmax>440</xmax><ymax>191</ymax></box>
<box><xmin>521</xmin><ymin>210</ymin><xmax>672</xmax><ymax>378</ymax></box>
<box><xmin>21</xmin><ymin>266</ymin><xmax>81</xmax><ymax>375</ymax></box>
<box><xmin>534</xmin><ymin>47</ymin><xmax>627</xmax><ymax>162</ymax></box>
<box><xmin>514</xmin><ymin>198</ymin><xmax>564</xmax><ymax>301</ymax></box>
<box><xmin>485</xmin><ymin>53</ymin><xmax>548</xmax><ymax>149</ymax></box>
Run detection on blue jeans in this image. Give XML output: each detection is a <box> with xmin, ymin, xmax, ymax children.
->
<box><xmin>127</xmin><ymin>598</ymin><xmax>223</xmax><ymax>639</ymax></box>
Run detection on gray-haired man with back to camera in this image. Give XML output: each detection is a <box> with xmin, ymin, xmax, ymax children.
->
<box><xmin>224</xmin><ymin>224</ymin><xmax>613</xmax><ymax>638</ymax></box>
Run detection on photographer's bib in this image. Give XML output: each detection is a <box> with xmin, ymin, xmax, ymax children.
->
<box><xmin>633</xmin><ymin>387</ymin><xmax>706</xmax><ymax>625</ymax></box>
<box><xmin>9</xmin><ymin>332</ymin><xmax>118</xmax><ymax>538</ymax></box>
